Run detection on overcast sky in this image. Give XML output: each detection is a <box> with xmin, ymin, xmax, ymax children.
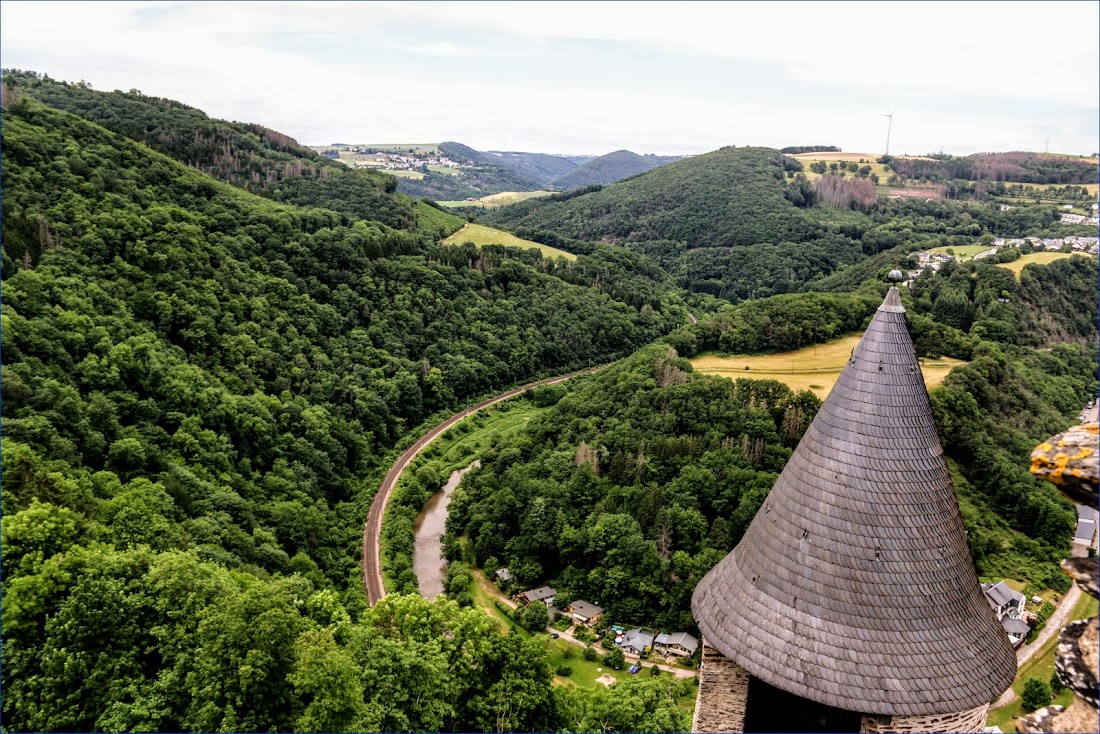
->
<box><xmin>3</xmin><ymin>1</ymin><xmax>1098</xmax><ymax>156</ymax></box>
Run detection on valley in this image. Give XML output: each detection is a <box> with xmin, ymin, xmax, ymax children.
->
<box><xmin>1</xmin><ymin>65</ymin><xmax>1096</xmax><ymax>734</ymax></box>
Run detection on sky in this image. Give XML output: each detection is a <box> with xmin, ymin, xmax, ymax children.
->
<box><xmin>2</xmin><ymin>1</ymin><xmax>1098</xmax><ymax>156</ymax></box>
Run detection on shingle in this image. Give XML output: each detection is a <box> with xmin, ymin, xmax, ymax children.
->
<box><xmin>690</xmin><ymin>287</ymin><xmax>1017</xmax><ymax>717</ymax></box>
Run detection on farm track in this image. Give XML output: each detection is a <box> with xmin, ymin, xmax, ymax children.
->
<box><xmin>361</xmin><ymin>367</ymin><xmax>602</xmax><ymax>605</ymax></box>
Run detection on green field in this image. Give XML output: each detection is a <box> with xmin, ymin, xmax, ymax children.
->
<box><xmin>443</xmin><ymin>223</ymin><xmax>576</xmax><ymax>260</ymax></box>
<box><xmin>997</xmin><ymin>252</ymin><xmax>1091</xmax><ymax>279</ymax></box>
<box><xmin>986</xmin><ymin>592</ymin><xmax>1099</xmax><ymax>732</ymax></box>
<box><xmin>387</xmin><ymin>169</ymin><xmax>425</xmax><ymax>179</ymax></box>
<box><xmin>929</xmin><ymin>244</ymin><xmax>990</xmax><ymax>262</ymax></box>
<box><xmin>692</xmin><ymin>333</ymin><xmax>965</xmax><ymax>399</ymax></box>
<box><xmin>439</xmin><ymin>190</ymin><xmax>554</xmax><ymax>209</ymax></box>
<box><xmin>789</xmin><ymin>151</ymin><xmax>894</xmax><ymax>182</ymax></box>
<box><xmin>420</xmin><ymin>399</ymin><xmax>545</xmax><ymax>475</ymax></box>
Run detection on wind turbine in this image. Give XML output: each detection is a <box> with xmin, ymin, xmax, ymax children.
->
<box><xmin>880</xmin><ymin>108</ymin><xmax>898</xmax><ymax>156</ymax></box>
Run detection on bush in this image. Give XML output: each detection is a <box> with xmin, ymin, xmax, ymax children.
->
<box><xmin>584</xmin><ymin>646</ymin><xmax>598</xmax><ymax>662</ymax></box>
<box><xmin>649</xmin><ymin>665</ymin><xmax>661</xmax><ymax>676</ymax></box>
<box><xmin>1050</xmin><ymin>671</ymin><xmax>1065</xmax><ymax>694</ymax></box>
<box><xmin>562</xmin><ymin>645</ymin><xmax>575</xmax><ymax>660</ymax></box>
<box><xmin>1022</xmin><ymin>677</ymin><xmax>1053</xmax><ymax>712</ymax></box>
<box><xmin>603</xmin><ymin>647</ymin><xmax>626</xmax><ymax>670</ymax></box>
<box><xmin>555</xmin><ymin>665</ymin><xmax>572</xmax><ymax>677</ymax></box>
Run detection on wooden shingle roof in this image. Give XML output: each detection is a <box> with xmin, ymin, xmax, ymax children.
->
<box><xmin>691</xmin><ymin>287</ymin><xmax>1016</xmax><ymax>716</ymax></box>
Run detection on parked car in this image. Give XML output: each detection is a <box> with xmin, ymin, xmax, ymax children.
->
<box><xmin>551</xmin><ymin>633</ymin><xmax>559</xmax><ymax>639</ymax></box>
<box><xmin>629</xmin><ymin>664</ymin><xmax>641</xmax><ymax>675</ymax></box>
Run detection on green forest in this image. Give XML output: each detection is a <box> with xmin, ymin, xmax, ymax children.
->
<box><xmin>449</xmin><ymin>262</ymin><xmax>1097</xmax><ymax>632</ymax></box>
<box><xmin>0</xmin><ymin>78</ymin><xmax>698</xmax><ymax>731</ymax></box>
<box><xmin>2</xmin><ymin>67</ymin><xmax>1097</xmax><ymax>733</ymax></box>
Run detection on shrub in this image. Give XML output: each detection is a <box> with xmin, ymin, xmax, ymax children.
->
<box><xmin>650</xmin><ymin>665</ymin><xmax>661</xmax><ymax>676</ymax></box>
<box><xmin>1050</xmin><ymin>671</ymin><xmax>1065</xmax><ymax>694</ymax></box>
<box><xmin>603</xmin><ymin>647</ymin><xmax>626</xmax><ymax>670</ymax></box>
<box><xmin>556</xmin><ymin>665</ymin><xmax>572</xmax><ymax>677</ymax></box>
<box><xmin>584</xmin><ymin>646</ymin><xmax>598</xmax><ymax>662</ymax></box>
<box><xmin>1022</xmin><ymin>677</ymin><xmax>1052</xmax><ymax>712</ymax></box>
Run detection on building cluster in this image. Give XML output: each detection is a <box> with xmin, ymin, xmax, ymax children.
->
<box><xmin>1059</xmin><ymin>212</ymin><xmax>1100</xmax><ymax>226</ymax></box>
<box><xmin>506</xmin><ymin>577</ymin><xmax>699</xmax><ymax>661</ymax></box>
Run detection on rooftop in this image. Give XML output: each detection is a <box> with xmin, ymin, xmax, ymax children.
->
<box><xmin>691</xmin><ymin>286</ymin><xmax>1017</xmax><ymax>716</ymax></box>
<box><xmin>569</xmin><ymin>600</ymin><xmax>603</xmax><ymax>618</ymax></box>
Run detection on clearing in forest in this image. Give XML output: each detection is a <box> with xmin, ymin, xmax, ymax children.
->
<box><xmin>996</xmin><ymin>252</ymin><xmax>1090</xmax><ymax>279</ymax></box>
<box><xmin>692</xmin><ymin>333</ymin><xmax>964</xmax><ymax>399</ymax></box>
<box><xmin>928</xmin><ymin>244</ymin><xmax>990</xmax><ymax>261</ymax></box>
<box><xmin>443</xmin><ymin>223</ymin><xmax>576</xmax><ymax>260</ymax></box>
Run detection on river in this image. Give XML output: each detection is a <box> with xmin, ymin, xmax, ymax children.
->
<box><xmin>412</xmin><ymin>460</ymin><xmax>480</xmax><ymax>600</ymax></box>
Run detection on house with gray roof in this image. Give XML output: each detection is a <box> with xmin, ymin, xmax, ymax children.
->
<box><xmin>619</xmin><ymin>628</ymin><xmax>655</xmax><ymax>656</ymax></box>
<box><xmin>654</xmin><ymin>631</ymin><xmax>699</xmax><ymax>658</ymax></box>
<box><xmin>516</xmin><ymin>586</ymin><xmax>555</xmax><ymax>605</ymax></box>
<box><xmin>566</xmin><ymin>600</ymin><xmax>603</xmax><ymax>627</ymax></box>
<box><xmin>981</xmin><ymin>581</ymin><xmax>1025</xmax><ymax>621</ymax></box>
<box><xmin>494</xmin><ymin>568</ymin><xmax>512</xmax><ymax>582</ymax></box>
<box><xmin>1074</xmin><ymin>504</ymin><xmax>1097</xmax><ymax>546</ymax></box>
<box><xmin>1000</xmin><ymin>616</ymin><xmax>1031</xmax><ymax>648</ymax></box>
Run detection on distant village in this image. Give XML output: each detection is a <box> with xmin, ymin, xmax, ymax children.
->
<box><xmin>908</xmin><ymin>234</ymin><xmax>1099</xmax><ymax>282</ymax></box>
<box><xmin>320</xmin><ymin>146</ymin><xmax>464</xmax><ymax>172</ymax></box>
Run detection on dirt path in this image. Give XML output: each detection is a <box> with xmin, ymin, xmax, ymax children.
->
<box><xmin>361</xmin><ymin>367</ymin><xmax>601</xmax><ymax>605</ymax></box>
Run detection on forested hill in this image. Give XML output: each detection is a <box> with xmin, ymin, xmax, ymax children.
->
<box><xmin>0</xmin><ymin>93</ymin><xmax>695</xmax><ymax>730</ymax></box>
<box><xmin>486</xmin><ymin>146</ymin><xmax>813</xmax><ymax>247</ymax></box>
<box><xmin>550</xmin><ymin>150</ymin><xmax>681</xmax><ymax>188</ymax></box>
<box><xmin>1</xmin><ymin>70</ymin><xmax>418</xmax><ymax>230</ymax></box>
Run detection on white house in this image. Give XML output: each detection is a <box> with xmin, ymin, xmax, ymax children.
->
<box><xmin>981</xmin><ymin>581</ymin><xmax>1025</xmax><ymax>620</ymax></box>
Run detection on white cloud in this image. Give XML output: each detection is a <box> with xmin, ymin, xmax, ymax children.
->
<box><xmin>1</xmin><ymin>1</ymin><xmax>1096</xmax><ymax>154</ymax></box>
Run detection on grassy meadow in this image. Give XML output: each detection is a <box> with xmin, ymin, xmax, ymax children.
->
<box><xmin>997</xmin><ymin>252</ymin><xmax>1091</xmax><ymax>279</ymax></box>
<box><xmin>928</xmin><ymin>244</ymin><xmax>991</xmax><ymax>261</ymax></box>
<box><xmin>692</xmin><ymin>333</ymin><xmax>965</xmax><ymax>399</ymax></box>
<box><xmin>443</xmin><ymin>223</ymin><xmax>576</xmax><ymax>260</ymax></box>
<box><xmin>439</xmin><ymin>190</ymin><xmax>554</xmax><ymax>208</ymax></box>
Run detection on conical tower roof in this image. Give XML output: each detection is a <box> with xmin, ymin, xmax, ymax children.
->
<box><xmin>691</xmin><ymin>287</ymin><xmax>1017</xmax><ymax>716</ymax></box>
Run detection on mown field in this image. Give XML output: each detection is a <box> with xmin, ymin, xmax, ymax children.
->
<box><xmin>691</xmin><ymin>333</ymin><xmax>965</xmax><ymax>398</ymax></box>
<box><xmin>439</xmin><ymin>190</ymin><xmax>554</xmax><ymax>208</ymax></box>
<box><xmin>997</xmin><ymin>252</ymin><xmax>1091</xmax><ymax>279</ymax></box>
<box><xmin>443</xmin><ymin>222</ymin><xmax>576</xmax><ymax>260</ymax></box>
<box><xmin>789</xmin><ymin>151</ymin><xmax>894</xmax><ymax>182</ymax></box>
<box><xmin>929</xmin><ymin>244</ymin><xmax>991</xmax><ymax>262</ymax></box>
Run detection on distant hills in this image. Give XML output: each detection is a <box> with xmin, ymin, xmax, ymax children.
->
<box><xmin>393</xmin><ymin>140</ymin><xmax>680</xmax><ymax>200</ymax></box>
<box><xmin>485</xmin><ymin>146</ymin><xmax>810</xmax><ymax>247</ymax></box>
<box><xmin>551</xmin><ymin>150</ymin><xmax>682</xmax><ymax>189</ymax></box>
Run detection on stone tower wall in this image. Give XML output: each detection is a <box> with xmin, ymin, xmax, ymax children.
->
<box><xmin>859</xmin><ymin>704</ymin><xmax>989</xmax><ymax>733</ymax></box>
<box><xmin>692</xmin><ymin>640</ymin><xmax>992</xmax><ymax>733</ymax></box>
<box><xmin>692</xmin><ymin>642</ymin><xmax>749</xmax><ymax>733</ymax></box>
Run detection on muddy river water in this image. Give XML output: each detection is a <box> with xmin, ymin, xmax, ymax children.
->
<box><xmin>412</xmin><ymin>461</ymin><xmax>479</xmax><ymax>599</ymax></box>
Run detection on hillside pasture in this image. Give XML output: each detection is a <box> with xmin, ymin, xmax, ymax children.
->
<box><xmin>443</xmin><ymin>223</ymin><xmax>576</xmax><ymax>260</ymax></box>
<box><xmin>928</xmin><ymin>244</ymin><xmax>990</xmax><ymax>262</ymax></box>
<box><xmin>439</xmin><ymin>191</ymin><xmax>554</xmax><ymax>209</ymax></box>
<box><xmin>789</xmin><ymin>151</ymin><xmax>893</xmax><ymax>182</ymax></box>
<box><xmin>996</xmin><ymin>252</ymin><xmax>1093</xmax><ymax>279</ymax></box>
<box><xmin>692</xmin><ymin>333</ymin><xmax>965</xmax><ymax>399</ymax></box>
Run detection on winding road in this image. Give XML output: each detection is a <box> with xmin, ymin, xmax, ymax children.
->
<box><xmin>361</xmin><ymin>367</ymin><xmax>602</xmax><ymax>605</ymax></box>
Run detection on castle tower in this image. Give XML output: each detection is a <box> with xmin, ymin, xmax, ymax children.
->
<box><xmin>691</xmin><ymin>284</ymin><xmax>1017</xmax><ymax>733</ymax></box>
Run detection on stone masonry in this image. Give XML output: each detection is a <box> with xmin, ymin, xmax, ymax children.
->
<box><xmin>692</xmin><ymin>643</ymin><xmax>749</xmax><ymax>733</ymax></box>
<box><xmin>859</xmin><ymin>704</ymin><xmax>989</xmax><ymax>733</ymax></box>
